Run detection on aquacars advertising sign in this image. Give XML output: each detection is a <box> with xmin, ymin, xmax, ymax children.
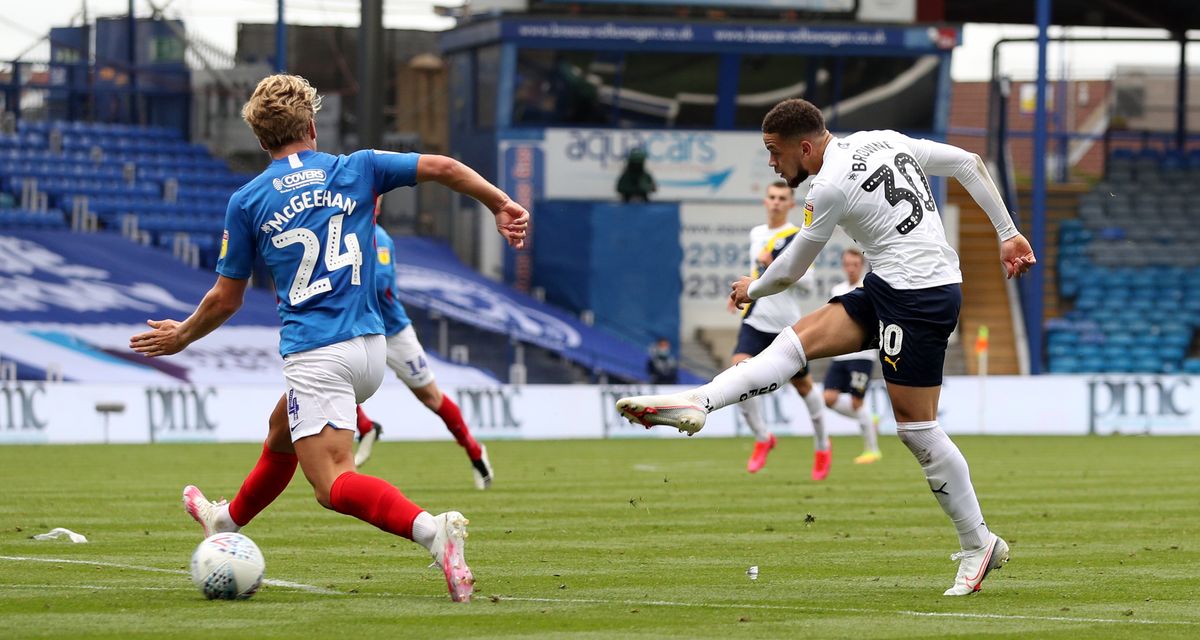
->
<box><xmin>539</xmin><ymin>128</ymin><xmax>780</xmax><ymax>202</ymax></box>
<box><xmin>2</xmin><ymin>376</ymin><xmax>1196</xmax><ymax>445</ymax></box>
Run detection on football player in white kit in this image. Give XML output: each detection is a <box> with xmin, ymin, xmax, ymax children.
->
<box><xmin>617</xmin><ymin>99</ymin><xmax>1035</xmax><ymax>596</ymax></box>
<box><xmin>733</xmin><ymin>181</ymin><xmax>829</xmax><ymax>478</ymax></box>
<box><xmin>822</xmin><ymin>247</ymin><xmax>882</xmax><ymax>464</ymax></box>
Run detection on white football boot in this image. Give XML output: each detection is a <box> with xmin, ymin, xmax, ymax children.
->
<box><xmin>430</xmin><ymin>511</ymin><xmax>474</xmax><ymax>602</ymax></box>
<box><xmin>615</xmin><ymin>392</ymin><xmax>708</xmax><ymax>436</ymax></box>
<box><xmin>471</xmin><ymin>445</ymin><xmax>494</xmax><ymax>490</ymax></box>
<box><xmin>944</xmin><ymin>533</ymin><xmax>1010</xmax><ymax>596</ymax></box>
<box><xmin>182</xmin><ymin>485</ymin><xmax>234</xmax><ymax>538</ymax></box>
<box><xmin>354</xmin><ymin>422</ymin><xmax>383</xmax><ymax>468</ymax></box>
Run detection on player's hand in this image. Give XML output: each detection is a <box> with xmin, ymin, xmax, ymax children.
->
<box><xmin>1000</xmin><ymin>233</ymin><xmax>1036</xmax><ymax>279</ymax></box>
<box><xmin>729</xmin><ymin>276</ymin><xmax>754</xmax><ymax>310</ymax></box>
<box><xmin>129</xmin><ymin>319</ymin><xmax>188</xmax><ymax>357</ymax></box>
<box><xmin>494</xmin><ymin>200</ymin><xmax>530</xmax><ymax>249</ymax></box>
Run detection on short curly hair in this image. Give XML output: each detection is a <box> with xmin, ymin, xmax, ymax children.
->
<box><xmin>242</xmin><ymin>74</ymin><xmax>323</xmax><ymax>151</ymax></box>
<box><xmin>761</xmin><ymin>99</ymin><xmax>825</xmax><ymax>140</ymax></box>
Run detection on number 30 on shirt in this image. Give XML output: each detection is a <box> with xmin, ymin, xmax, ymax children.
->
<box><xmin>271</xmin><ymin>214</ymin><xmax>362</xmax><ymax>305</ymax></box>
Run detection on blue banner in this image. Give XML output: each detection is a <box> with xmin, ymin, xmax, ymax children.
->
<box><xmin>392</xmin><ymin>236</ymin><xmax>654</xmax><ymax>382</ymax></box>
<box><xmin>0</xmin><ymin>231</ymin><xmax>278</xmax><ymax>326</ymax></box>
<box><xmin>444</xmin><ymin>18</ymin><xmax>959</xmax><ymax>55</ymax></box>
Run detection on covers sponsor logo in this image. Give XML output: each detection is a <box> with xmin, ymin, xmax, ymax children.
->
<box><xmin>272</xmin><ymin>169</ymin><xmax>327</xmax><ymax>193</ymax></box>
<box><xmin>377</xmin><ymin>246</ymin><xmax>391</xmax><ymax>266</ymax></box>
<box><xmin>804</xmin><ymin>201</ymin><xmax>814</xmax><ymax>227</ymax></box>
<box><xmin>219</xmin><ymin>230</ymin><xmax>229</xmax><ymax>260</ymax></box>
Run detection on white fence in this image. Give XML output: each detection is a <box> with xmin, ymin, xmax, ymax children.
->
<box><xmin>1</xmin><ymin>374</ymin><xmax>1195</xmax><ymax>444</ymax></box>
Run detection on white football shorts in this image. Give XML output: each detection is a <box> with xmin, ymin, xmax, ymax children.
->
<box><xmin>385</xmin><ymin>325</ymin><xmax>436</xmax><ymax>389</ymax></box>
<box><xmin>282</xmin><ymin>334</ymin><xmax>386</xmax><ymax>442</ymax></box>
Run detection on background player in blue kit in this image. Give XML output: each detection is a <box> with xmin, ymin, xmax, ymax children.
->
<box><xmin>352</xmin><ymin>223</ymin><xmax>495</xmax><ymax>490</ymax></box>
<box><xmin>129</xmin><ymin>74</ymin><xmax>528</xmax><ymax>602</ymax></box>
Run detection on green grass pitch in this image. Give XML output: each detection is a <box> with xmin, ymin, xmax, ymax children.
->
<box><xmin>1</xmin><ymin>435</ymin><xmax>1197</xmax><ymax>638</ymax></box>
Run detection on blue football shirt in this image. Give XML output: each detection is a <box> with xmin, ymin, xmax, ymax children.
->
<box><xmin>217</xmin><ymin>149</ymin><xmax>420</xmax><ymax>355</ymax></box>
<box><xmin>372</xmin><ymin>226</ymin><xmax>412</xmax><ymax>337</ymax></box>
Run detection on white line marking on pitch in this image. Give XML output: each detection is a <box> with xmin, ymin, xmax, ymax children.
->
<box><xmin>3</xmin><ymin>555</ymin><xmax>1195</xmax><ymax>627</ymax></box>
<box><xmin>486</xmin><ymin>595</ymin><xmax>1197</xmax><ymax>627</ymax></box>
<box><xmin>0</xmin><ymin>555</ymin><xmax>338</xmax><ymax>595</ymax></box>
<box><xmin>0</xmin><ymin>583</ymin><xmax>189</xmax><ymax>592</ymax></box>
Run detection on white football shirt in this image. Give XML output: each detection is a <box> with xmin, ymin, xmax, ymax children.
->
<box><xmin>829</xmin><ymin>279</ymin><xmax>877</xmax><ymax>362</ymax></box>
<box><xmin>742</xmin><ymin>222</ymin><xmax>809</xmax><ymax>333</ymax></box>
<box><xmin>802</xmin><ymin>130</ymin><xmax>961</xmax><ymax>290</ymax></box>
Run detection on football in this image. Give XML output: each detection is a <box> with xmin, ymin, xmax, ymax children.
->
<box><xmin>189</xmin><ymin>532</ymin><xmax>265</xmax><ymax>600</ymax></box>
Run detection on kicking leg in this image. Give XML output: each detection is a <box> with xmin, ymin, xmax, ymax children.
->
<box><xmin>617</xmin><ymin>303</ymin><xmax>865</xmax><ymax>434</ymax></box>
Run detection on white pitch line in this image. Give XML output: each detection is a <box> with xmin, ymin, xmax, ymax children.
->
<box><xmin>0</xmin><ymin>583</ymin><xmax>190</xmax><ymax>592</ymax></box>
<box><xmin>0</xmin><ymin>555</ymin><xmax>339</xmax><ymax>595</ymax></box>
<box><xmin>487</xmin><ymin>595</ymin><xmax>1198</xmax><ymax>627</ymax></box>
<box><xmin>3</xmin><ymin>555</ymin><xmax>1195</xmax><ymax>627</ymax></box>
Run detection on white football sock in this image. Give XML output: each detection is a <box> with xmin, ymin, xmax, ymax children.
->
<box><xmin>803</xmin><ymin>389</ymin><xmax>829</xmax><ymax>451</ymax></box>
<box><xmin>738</xmin><ymin>394</ymin><xmax>773</xmax><ymax>442</ymax></box>
<box><xmin>831</xmin><ymin>394</ymin><xmax>857</xmax><ymax>419</ymax></box>
<box><xmin>214</xmin><ymin>503</ymin><xmax>239</xmax><ymax>533</ymax></box>
<box><xmin>693</xmin><ymin>328</ymin><xmax>806</xmax><ymax>411</ymax></box>
<box><xmin>411</xmin><ymin>511</ymin><xmax>438</xmax><ymax>550</ymax></box>
<box><xmin>858</xmin><ymin>405</ymin><xmax>879</xmax><ymax>452</ymax></box>
<box><xmin>897</xmin><ymin>421</ymin><xmax>990</xmax><ymax>550</ymax></box>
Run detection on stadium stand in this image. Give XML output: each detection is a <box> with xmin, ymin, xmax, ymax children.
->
<box><xmin>1049</xmin><ymin>148</ymin><xmax>1200</xmax><ymax>374</ymax></box>
<box><xmin>0</xmin><ymin>120</ymin><xmax>251</xmax><ymax>267</ymax></box>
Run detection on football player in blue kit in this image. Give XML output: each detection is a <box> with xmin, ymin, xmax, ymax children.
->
<box><xmin>130</xmin><ymin>74</ymin><xmax>527</xmax><ymax>602</ymax></box>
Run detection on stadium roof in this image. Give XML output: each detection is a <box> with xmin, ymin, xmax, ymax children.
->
<box><xmin>947</xmin><ymin>1</ymin><xmax>1200</xmax><ymax>33</ymax></box>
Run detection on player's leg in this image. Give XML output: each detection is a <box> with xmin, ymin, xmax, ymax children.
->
<box><xmin>732</xmin><ymin>352</ymin><xmax>772</xmax><ymax>443</ymax></box>
<box><xmin>791</xmin><ymin>373</ymin><xmax>831</xmax><ymax>480</ymax></box>
<box><xmin>183</xmin><ymin>393</ymin><xmax>298</xmax><ymax>536</ymax></box>
<box><xmin>387</xmin><ymin>326</ymin><xmax>492</xmax><ymax>489</ymax></box>
<box><xmin>873</xmin><ymin>281</ymin><xmax>1006</xmax><ymax>595</ymax></box>
<box><xmin>845</xmin><ymin>363</ymin><xmax>881</xmax><ymax>463</ymax></box>
<box><xmin>353</xmin><ymin>405</ymin><xmax>383</xmax><ymax>467</ymax></box>
<box><xmin>289</xmin><ymin>335</ymin><xmax>474</xmax><ymax>601</ymax></box>
<box><xmin>617</xmin><ymin>301</ymin><xmax>868</xmax><ymax>434</ymax></box>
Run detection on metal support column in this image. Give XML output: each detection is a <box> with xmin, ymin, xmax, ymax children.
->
<box><xmin>358</xmin><ymin>0</ymin><xmax>384</xmax><ymax>150</ymax></box>
<box><xmin>276</xmin><ymin>0</ymin><xmax>287</xmax><ymax>72</ymax></box>
<box><xmin>1177</xmin><ymin>33</ymin><xmax>1188</xmax><ymax>152</ymax></box>
<box><xmin>1029</xmin><ymin>0</ymin><xmax>1051</xmax><ymax>375</ymax></box>
<box><xmin>127</xmin><ymin>0</ymin><xmax>138</xmax><ymax>124</ymax></box>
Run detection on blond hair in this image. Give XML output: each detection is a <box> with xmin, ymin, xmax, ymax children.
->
<box><xmin>242</xmin><ymin>74</ymin><xmax>323</xmax><ymax>151</ymax></box>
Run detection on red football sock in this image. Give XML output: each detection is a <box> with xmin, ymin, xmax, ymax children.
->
<box><xmin>228</xmin><ymin>443</ymin><xmax>298</xmax><ymax>527</ymax></box>
<box><xmin>435</xmin><ymin>395</ymin><xmax>482</xmax><ymax>460</ymax></box>
<box><xmin>329</xmin><ymin>471</ymin><xmax>423</xmax><ymax>540</ymax></box>
<box><xmin>355</xmin><ymin>405</ymin><xmax>374</xmax><ymax>437</ymax></box>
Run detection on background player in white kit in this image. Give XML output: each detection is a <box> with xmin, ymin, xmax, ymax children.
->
<box><xmin>617</xmin><ymin>98</ymin><xmax>1035</xmax><ymax>596</ymax></box>
<box><xmin>733</xmin><ymin>181</ymin><xmax>829</xmax><ymax>477</ymax></box>
<box><xmin>822</xmin><ymin>247</ymin><xmax>882</xmax><ymax>464</ymax></box>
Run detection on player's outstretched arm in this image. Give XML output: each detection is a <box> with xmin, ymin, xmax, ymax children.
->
<box><xmin>905</xmin><ymin>136</ymin><xmax>1035</xmax><ymax>278</ymax></box>
<box><xmin>416</xmin><ymin>155</ymin><xmax>529</xmax><ymax>249</ymax></box>
<box><xmin>1000</xmin><ymin>233</ymin><xmax>1036</xmax><ymax>279</ymax></box>
<box><xmin>129</xmin><ymin>276</ymin><xmax>248</xmax><ymax>357</ymax></box>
